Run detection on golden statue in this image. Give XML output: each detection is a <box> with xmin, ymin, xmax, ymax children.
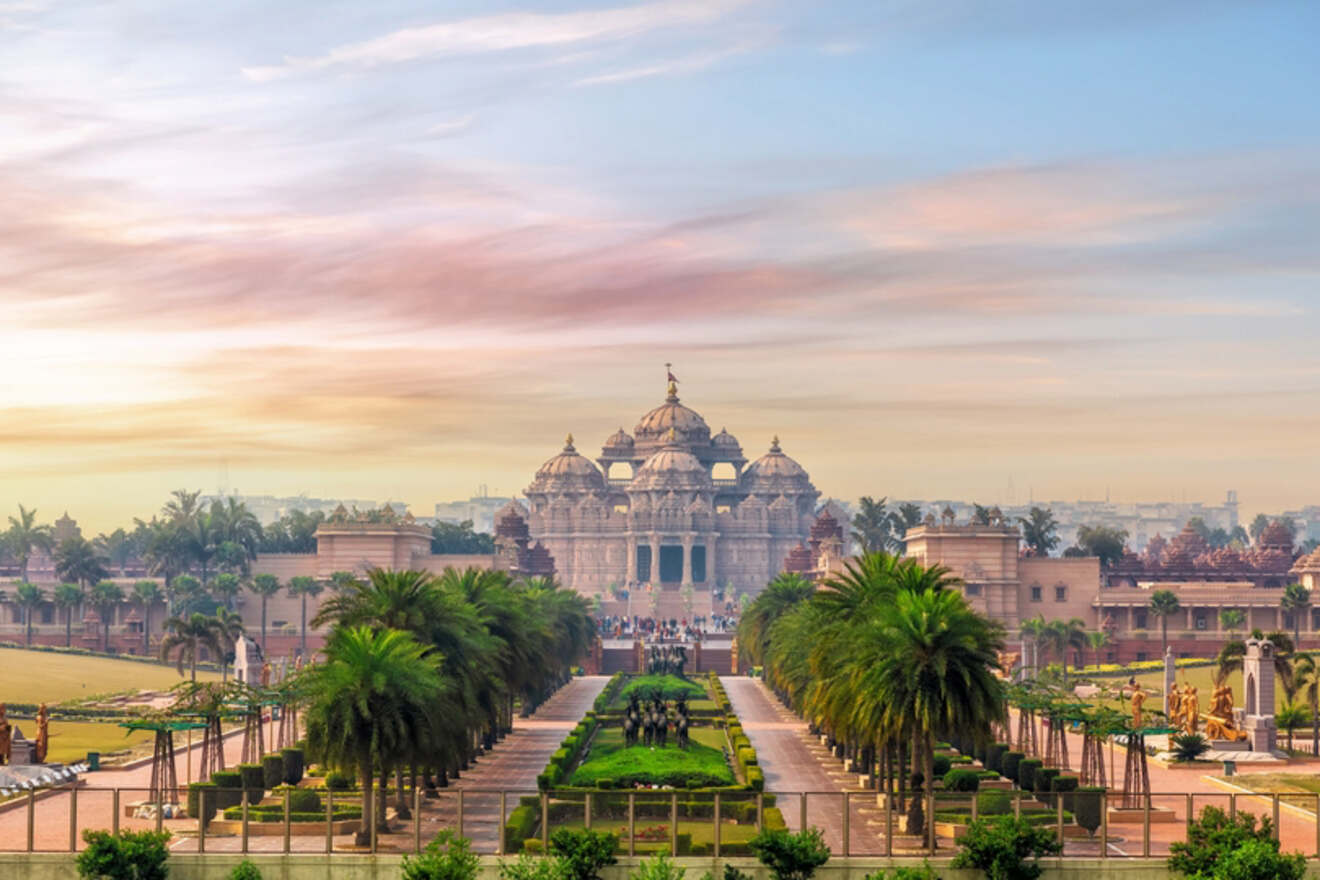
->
<box><xmin>34</xmin><ymin>703</ymin><xmax>48</xmax><ymax>764</ymax></box>
<box><xmin>0</xmin><ymin>703</ymin><xmax>10</xmax><ymax>766</ymax></box>
<box><xmin>1204</xmin><ymin>679</ymin><xmax>1246</xmax><ymax>742</ymax></box>
<box><xmin>261</xmin><ymin>661</ymin><xmax>272</xmax><ymax>687</ymax></box>
<box><xmin>1130</xmin><ymin>683</ymin><xmax>1147</xmax><ymax>728</ymax></box>
<box><xmin>1166</xmin><ymin>682</ymin><xmax>1181</xmax><ymax>719</ymax></box>
<box><xmin>1180</xmin><ymin>686</ymin><xmax>1200</xmax><ymax>735</ymax></box>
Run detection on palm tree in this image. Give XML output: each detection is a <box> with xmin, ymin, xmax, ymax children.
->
<box><xmin>850</xmin><ymin>496</ymin><xmax>892</xmax><ymax>553</ymax></box>
<box><xmin>89</xmin><ymin>580</ymin><xmax>125</xmax><ymax>652</ymax></box>
<box><xmin>852</xmin><ymin>585</ymin><xmax>1004</xmax><ymax>847</ymax></box>
<box><xmin>1294</xmin><ymin>655</ymin><xmax>1320</xmax><ymax>755</ymax></box>
<box><xmin>53</xmin><ymin>583</ymin><xmax>84</xmax><ymax>648</ymax></box>
<box><xmin>6</xmin><ymin>505</ymin><xmax>52</xmax><ymax>582</ymax></box>
<box><xmin>15</xmin><ymin>582</ymin><xmax>45</xmax><ymax>647</ymax></box>
<box><xmin>1085</xmin><ymin>629</ymin><xmax>1110</xmax><ymax>671</ymax></box>
<box><xmin>1019</xmin><ymin>615</ymin><xmax>1048</xmax><ymax>670</ymax></box>
<box><xmin>1149</xmin><ymin>590</ymin><xmax>1182</xmax><ymax>656</ymax></box>
<box><xmin>97</xmin><ymin>528</ymin><xmax>135</xmax><ymax>576</ymax></box>
<box><xmin>249</xmin><ymin>574</ymin><xmax>282</xmax><ymax>652</ymax></box>
<box><xmin>169</xmin><ymin>574</ymin><xmax>204</xmax><ymax>616</ymax></box>
<box><xmin>1017</xmin><ymin>507</ymin><xmax>1060</xmax><ymax>556</ymax></box>
<box><xmin>1218</xmin><ymin>630</ymin><xmax>1296</xmax><ymax>695</ymax></box>
<box><xmin>288</xmin><ymin>575</ymin><xmax>325</xmax><ymax>656</ymax></box>
<box><xmin>1219</xmin><ymin>608</ymin><xmax>1246</xmax><ymax>639</ymax></box>
<box><xmin>211</xmin><ymin>573</ymin><xmax>242</xmax><ymax>609</ymax></box>
<box><xmin>738</xmin><ymin>570</ymin><xmax>815</xmax><ymax>667</ymax></box>
<box><xmin>304</xmin><ymin>625</ymin><xmax>444</xmax><ymax>846</ymax></box>
<box><xmin>54</xmin><ymin>536</ymin><xmax>108</xmax><ymax>589</ymax></box>
<box><xmin>1282</xmin><ymin>584</ymin><xmax>1311</xmax><ymax>647</ymax></box>
<box><xmin>212</xmin><ymin>607</ymin><xmax>245</xmax><ymax>682</ymax></box>
<box><xmin>1278</xmin><ymin>700</ymin><xmax>1308</xmax><ymax>752</ymax></box>
<box><xmin>159</xmin><ymin>612</ymin><xmax>224</xmax><ymax>681</ymax></box>
<box><xmin>132</xmin><ymin>580</ymin><xmax>164</xmax><ymax>654</ymax></box>
<box><xmin>1044</xmin><ymin>617</ymin><xmax>1087</xmax><ymax>680</ymax></box>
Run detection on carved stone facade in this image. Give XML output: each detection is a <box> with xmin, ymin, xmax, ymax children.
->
<box><xmin>520</xmin><ymin>380</ymin><xmax>821</xmax><ymax>596</ymax></box>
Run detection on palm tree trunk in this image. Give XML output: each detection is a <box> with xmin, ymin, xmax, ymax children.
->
<box><xmin>190</xmin><ymin>649</ymin><xmax>197</xmax><ymax>683</ymax></box>
<box><xmin>358</xmin><ymin>758</ymin><xmax>373</xmax><ymax>847</ymax></box>
<box><xmin>66</xmin><ymin>610</ymin><xmax>72</xmax><ymax>648</ymax></box>
<box><xmin>261</xmin><ymin>598</ymin><xmax>268</xmax><ymax>653</ymax></box>
<box><xmin>1311</xmin><ymin>698</ymin><xmax>1318</xmax><ymax>756</ymax></box>
<box><xmin>143</xmin><ymin>606</ymin><xmax>151</xmax><ymax>654</ymax></box>
<box><xmin>25</xmin><ymin>610</ymin><xmax>32</xmax><ymax>647</ymax></box>
<box><xmin>300</xmin><ymin>595</ymin><xmax>308</xmax><ymax>657</ymax></box>
<box><xmin>925</xmin><ymin>729</ymin><xmax>936</xmax><ymax>850</ymax></box>
<box><xmin>1161</xmin><ymin>618</ymin><xmax>1168</xmax><ymax>655</ymax></box>
<box><xmin>394</xmin><ymin>767</ymin><xmax>410</xmax><ymax>818</ymax></box>
<box><xmin>378</xmin><ymin>769</ymin><xmax>390</xmax><ymax>832</ymax></box>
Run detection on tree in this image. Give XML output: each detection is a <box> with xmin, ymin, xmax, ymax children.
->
<box><xmin>1149</xmin><ymin>590</ymin><xmax>1182</xmax><ymax>656</ymax></box>
<box><xmin>1278</xmin><ymin>700</ymin><xmax>1308</xmax><ymax>752</ymax></box>
<box><xmin>249</xmin><ymin>574</ymin><xmax>282</xmax><ymax>652</ymax></box>
<box><xmin>1219</xmin><ymin>608</ymin><xmax>1246</xmax><ymax>639</ymax></box>
<box><xmin>890</xmin><ymin>503</ymin><xmax>924</xmax><ymax>554</ymax></box>
<box><xmin>54</xmin><ymin>536</ymin><xmax>108</xmax><ymax>588</ymax></box>
<box><xmin>1249</xmin><ymin>514</ymin><xmax>1271</xmax><ymax>542</ymax></box>
<box><xmin>1043</xmin><ymin>618</ymin><xmax>1086</xmax><ymax>681</ymax></box>
<box><xmin>850</xmin><ymin>496</ymin><xmax>892</xmax><ymax>554</ymax></box>
<box><xmin>430</xmin><ymin>520</ymin><xmax>495</xmax><ymax>554</ymax></box>
<box><xmin>1281</xmin><ymin>584</ymin><xmax>1310</xmax><ymax>647</ymax></box>
<box><xmin>5</xmin><ymin>505</ymin><xmax>52</xmax><ymax>582</ymax></box>
<box><xmin>209</xmin><ymin>497</ymin><xmax>262</xmax><ymax>574</ymax></box>
<box><xmin>1085</xmin><ymin>630</ymin><xmax>1110</xmax><ymax>670</ymax></box>
<box><xmin>970</xmin><ymin>503</ymin><xmax>994</xmax><ymax>525</ymax></box>
<box><xmin>15</xmin><ymin>582</ymin><xmax>45</xmax><ymax>647</ymax></box>
<box><xmin>212</xmin><ymin>607</ymin><xmax>245</xmax><ymax>682</ymax></box>
<box><xmin>1017</xmin><ymin>507</ymin><xmax>1059</xmax><ymax>557</ymax></box>
<box><xmin>97</xmin><ymin>528</ymin><xmax>136</xmax><ymax>576</ymax></box>
<box><xmin>1074</xmin><ymin>524</ymin><xmax>1129</xmax><ymax>567</ymax></box>
<box><xmin>159</xmin><ymin>612</ymin><xmax>224</xmax><ymax>681</ymax></box>
<box><xmin>1019</xmin><ymin>616</ymin><xmax>1048</xmax><ymax>669</ymax></box>
<box><xmin>1293</xmin><ymin>655</ymin><xmax>1320</xmax><ymax>756</ymax></box>
<box><xmin>53</xmin><ymin>582</ymin><xmax>84</xmax><ymax>648</ymax></box>
<box><xmin>88</xmin><ymin>580</ymin><xmax>125</xmax><ymax>652</ymax></box>
<box><xmin>304</xmin><ymin>625</ymin><xmax>444</xmax><ymax>845</ymax></box>
<box><xmin>211</xmin><ymin>573</ymin><xmax>243</xmax><ymax>610</ymax></box>
<box><xmin>737</xmin><ymin>571</ymin><xmax>815</xmax><ymax>666</ymax></box>
<box><xmin>132</xmin><ymin>580</ymin><xmax>165</xmax><ymax>654</ymax></box>
<box><xmin>288</xmin><ymin>576</ymin><xmax>325</xmax><ymax>656</ymax></box>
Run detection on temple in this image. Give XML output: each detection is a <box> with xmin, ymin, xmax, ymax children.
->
<box><xmin>502</xmin><ymin>378</ymin><xmax>834</xmax><ymax>607</ymax></box>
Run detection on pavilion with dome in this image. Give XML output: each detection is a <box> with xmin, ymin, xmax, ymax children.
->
<box><xmin>495</xmin><ymin>379</ymin><xmax>836</xmax><ymax>602</ymax></box>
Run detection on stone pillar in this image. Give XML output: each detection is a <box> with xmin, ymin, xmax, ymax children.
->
<box><xmin>693</xmin><ymin>640</ymin><xmax>703</xmax><ymax>673</ymax></box>
<box><xmin>649</xmin><ymin>537</ymin><xmax>661</xmax><ymax>586</ymax></box>
<box><xmin>626</xmin><ymin>537</ymin><xmax>637</xmax><ymax>584</ymax></box>
<box><xmin>633</xmin><ymin>639</ymin><xmax>645</xmax><ymax>674</ymax></box>
<box><xmin>1242</xmin><ymin>638</ymin><xmax>1278</xmax><ymax>753</ymax></box>
<box><xmin>1163</xmin><ymin>648</ymin><xmax>1175</xmax><ymax>705</ymax></box>
<box><xmin>681</xmin><ymin>535</ymin><xmax>694</xmax><ymax>588</ymax></box>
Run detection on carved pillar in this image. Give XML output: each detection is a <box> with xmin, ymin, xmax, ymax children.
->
<box><xmin>649</xmin><ymin>537</ymin><xmax>661</xmax><ymax>586</ymax></box>
<box><xmin>1243</xmin><ymin>638</ymin><xmax>1278</xmax><ymax>753</ymax></box>
<box><xmin>626</xmin><ymin>537</ymin><xmax>638</xmax><ymax>584</ymax></box>
<box><xmin>681</xmin><ymin>535</ymin><xmax>694</xmax><ymax>588</ymax></box>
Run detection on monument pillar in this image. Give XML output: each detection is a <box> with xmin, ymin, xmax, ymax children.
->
<box><xmin>1242</xmin><ymin>638</ymin><xmax>1278</xmax><ymax>753</ymax></box>
<box><xmin>649</xmin><ymin>537</ymin><xmax>661</xmax><ymax>587</ymax></box>
<box><xmin>681</xmin><ymin>535</ymin><xmax>694</xmax><ymax>588</ymax></box>
<box><xmin>626</xmin><ymin>537</ymin><xmax>638</xmax><ymax>584</ymax></box>
<box><xmin>1163</xmin><ymin>648</ymin><xmax>1175</xmax><ymax>706</ymax></box>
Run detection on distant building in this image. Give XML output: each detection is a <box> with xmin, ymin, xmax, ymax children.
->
<box><xmin>433</xmin><ymin>488</ymin><xmax>511</xmax><ymax>534</ymax></box>
<box><xmin>200</xmin><ymin>493</ymin><xmax>389</xmax><ymax>525</ymax></box>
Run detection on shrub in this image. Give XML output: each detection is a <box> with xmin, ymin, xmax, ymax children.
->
<box><xmin>325</xmin><ymin>770</ymin><xmax>353</xmax><ymax>791</ymax></box>
<box><xmin>500</xmin><ymin>853</ymin><xmax>569</xmax><ymax>880</ymax></box>
<box><xmin>1050</xmin><ymin>776</ymin><xmax>1078</xmax><ymax>812</ymax></box>
<box><xmin>523</xmin><ymin>839</ymin><xmax>544</xmax><ymax>854</ymax></box>
<box><xmin>548</xmin><ymin>828</ymin><xmax>619</xmax><ymax>880</ymax></box>
<box><xmin>1017</xmin><ymin>759</ymin><xmax>1042</xmax><ymax>793</ymax></box>
<box><xmin>986</xmin><ymin>743</ymin><xmax>1008</xmax><ymax>774</ymax></box>
<box><xmin>748</xmin><ymin>827</ymin><xmax>831</xmax><ymax>880</ymax></box>
<box><xmin>738</xmin><ymin>746</ymin><xmax>758</xmax><ymax>766</ymax></box>
<box><xmin>632</xmin><ymin>853</ymin><xmax>685</xmax><ymax>880</ymax></box>
<box><xmin>1207</xmin><ymin>837</ymin><xmax>1306</xmax><ymax>880</ymax></box>
<box><xmin>723</xmin><ymin>866</ymin><xmax>754</xmax><ymax>880</ymax></box>
<box><xmin>1073</xmin><ymin>787</ymin><xmax>1104</xmax><ymax>838</ymax></box>
<box><xmin>1000</xmin><ymin>752</ymin><xmax>1024</xmax><ymax>784</ymax></box>
<box><xmin>747</xmin><ymin>766</ymin><xmax>765</xmax><ymax>791</ymax></box>
<box><xmin>1168</xmin><ymin>807</ymin><xmax>1289</xmax><ymax>880</ymax></box>
<box><xmin>281</xmin><ymin>747</ymin><xmax>305</xmax><ymax>785</ymax></box>
<box><xmin>187</xmin><ymin>782</ymin><xmax>218</xmax><ymax>825</ymax></box>
<box><xmin>932</xmin><ymin>755</ymin><xmax>952</xmax><ymax>778</ymax></box>
<box><xmin>1171</xmin><ymin>733</ymin><xmax>1211</xmax><ymax>763</ymax></box>
<box><xmin>504</xmin><ymin>805</ymin><xmax>539</xmax><ymax>853</ymax></box>
<box><xmin>950</xmin><ymin>815</ymin><xmax>1061</xmax><ymax>880</ymax></box>
<box><xmin>76</xmin><ymin>830</ymin><xmax>171</xmax><ymax>880</ymax></box>
<box><xmin>943</xmin><ymin>769</ymin><xmax>980</xmax><ymax>793</ymax></box>
<box><xmin>228</xmin><ymin>860</ymin><xmax>263</xmax><ymax>880</ymax></box>
<box><xmin>262</xmin><ymin>755</ymin><xmax>285</xmax><ymax>791</ymax></box>
<box><xmin>863</xmin><ymin>865</ymin><xmax>941</xmax><ymax>880</ymax></box>
<box><xmin>1034</xmin><ymin>769</ymin><xmax>1059</xmax><ymax>803</ymax></box>
<box><xmin>212</xmin><ymin>769</ymin><xmax>244</xmax><ymax>808</ymax></box>
<box><xmin>237</xmin><ymin>763</ymin><xmax>265</xmax><ymax>805</ymax></box>
<box><xmin>279</xmin><ymin>786</ymin><xmax>321</xmax><ymax>813</ymax></box>
<box><xmin>978</xmin><ymin>790</ymin><xmax>1012</xmax><ymax>816</ymax></box>
<box><xmin>401</xmin><ymin>830</ymin><xmax>481</xmax><ymax>880</ymax></box>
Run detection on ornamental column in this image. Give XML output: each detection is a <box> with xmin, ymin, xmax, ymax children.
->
<box><xmin>626</xmin><ymin>536</ymin><xmax>638</xmax><ymax>584</ymax></box>
<box><xmin>649</xmin><ymin>536</ymin><xmax>661</xmax><ymax>586</ymax></box>
<box><xmin>681</xmin><ymin>535</ymin><xmax>694</xmax><ymax>588</ymax></box>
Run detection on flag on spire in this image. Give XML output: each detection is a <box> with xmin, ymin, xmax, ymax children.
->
<box><xmin>666</xmin><ymin>362</ymin><xmax>678</xmax><ymax>383</ymax></box>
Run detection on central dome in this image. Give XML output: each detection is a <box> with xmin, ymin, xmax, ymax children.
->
<box><xmin>630</xmin><ymin>429</ymin><xmax>712</xmax><ymax>491</ymax></box>
<box><xmin>634</xmin><ymin>381</ymin><xmax>711</xmax><ymax>445</ymax></box>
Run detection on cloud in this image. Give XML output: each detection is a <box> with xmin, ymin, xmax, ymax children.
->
<box><xmin>426</xmin><ymin>113</ymin><xmax>476</xmax><ymax>137</ymax></box>
<box><xmin>242</xmin><ymin>0</ymin><xmax>751</xmax><ymax>81</ymax></box>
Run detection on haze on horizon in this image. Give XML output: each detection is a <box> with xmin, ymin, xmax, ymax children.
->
<box><xmin>3</xmin><ymin>0</ymin><xmax>1319</xmax><ymax>532</ymax></box>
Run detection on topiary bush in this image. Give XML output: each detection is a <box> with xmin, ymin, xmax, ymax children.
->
<box><xmin>212</xmin><ymin>769</ymin><xmax>243</xmax><ymax>809</ymax></box>
<box><xmin>76</xmin><ymin>830</ymin><xmax>171</xmax><ymax>880</ymax></box>
<box><xmin>1050</xmin><ymin>776</ymin><xmax>1079</xmax><ymax>812</ymax></box>
<box><xmin>1001</xmin><ymin>751</ymin><xmax>1025</xmax><ymax>783</ymax></box>
<box><xmin>187</xmin><ymin>783</ymin><xmax>218</xmax><ymax>825</ymax></box>
<box><xmin>1034</xmin><ymin>769</ymin><xmax>1059</xmax><ymax>804</ymax></box>
<box><xmin>943</xmin><ymin>768</ymin><xmax>981</xmax><ymax>792</ymax></box>
<box><xmin>1073</xmin><ymin>786</ymin><xmax>1103</xmax><ymax>837</ymax></box>
<box><xmin>1017</xmin><ymin>759</ymin><xmax>1042</xmax><ymax>793</ymax></box>
<box><xmin>280</xmin><ymin>747</ymin><xmax>305</xmax><ymax>785</ymax></box>
<box><xmin>325</xmin><ymin>770</ymin><xmax>353</xmax><ymax>791</ymax></box>
<box><xmin>932</xmin><ymin>755</ymin><xmax>952</xmax><ymax>778</ymax></box>
<box><xmin>237</xmin><ymin>763</ymin><xmax>265</xmax><ymax>805</ymax></box>
<box><xmin>261</xmin><ymin>755</ymin><xmax>285</xmax><ymax>791</ymax></box>
<box><xmin>977</xmin><ymin>789</ymin><xmax>1012</xmax><ymax>816</ymax></box>
<box><xmin>277</xmin><ymin>786</ymin><xmax>320</xmax><ymax>813</ymax></box>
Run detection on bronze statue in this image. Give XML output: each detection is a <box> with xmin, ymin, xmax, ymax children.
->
<box><xmin>1130</xmin><ymin>683</ymin><xmax>1147</xmax><ymax>729</ymax></box>
<box><xmin>1180</xmin><ymin>686</ymin><xmax>1200</xmax><ymax>735</ymax></box>
<box><xmin>1204</xmin><ymin>680</ymin><xmax>1246</xmax><ymax>742</ymax></box>
<box><xmin>0</xmin><ymin>703</ymin><xmax>10</xmax><ymax>766</ymax></box>
<box><xmin>34</xmin><ymin>703</ymin><xmax>48</xmax><ymax>764</ymax></box>
<box><xmin>1166</xmin><ymin>682</ymin><xmax>1181</xmax><ymax>720</ymax></box>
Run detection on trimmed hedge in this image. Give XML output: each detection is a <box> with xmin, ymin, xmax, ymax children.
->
<box><xmin>1001</xmin><ymin>751</ymin><xmax>1025</xmax><ymax>785</ymax></box>
<box><xmin>262</xmin><ymin>755</ymin><xmax>285</xmax><ymax>791</ymax></box>
<box><xmin>746</xmin><ymin>766</ymin><xmax>764</xmax><ymax>791</ymax></box>
<box><xmin>188</xmin><ymin>782</ymin><xmax>218</xmax><ymax>825</ymax></box>
<box><xmin>1074</xmin><ymin>786</ymin><xmax>1105</xmax><ymax>837</ymax></box>
<box><xmin>504</xmin><ymin>804</ymin><xmax>538</xmax><ymax>852</ymax></box>
<box><xmin>325</xmin><ymin>771</ymin><xmax>353</xmax><ymax>791</ymax></box>
<box><xmin>1035</xmin><ymin>768</ymin><xmax>1060</xmax><ymax>803</ymax></box>
<box><xmin>943</xmin><ymin>768</ymin><xmax>981</xmax><ymax>792</ymax></box>
<box><xmin>1051</xmin><ymin>775</ymin><xmax>1079</xmax><ymax>812</ymax></box>
<box><xmin>932</xmin><ymin>754</ymin><xmax>952</xmax><ymax>778</ymax></box>
<box><xmin>237</xmin><ymin>764</ymin><xmax>265</xmax><ymax>806</ymax></box>
<box><xmin>1018</xmin><ymin>758</ymin><xmax>1043</xmax><ymax>792</ymax></box>
<box><xmin>280</xmin><ymin>748</ymin><xmax>304</xmax><ymax>785</ymax></box>
<box><xmin>986</xmin><ymin>743</ymin><xmax>1008</xmax><ymax>775</ymax></box>
<box><xmin>211</xmin><ymin>770</ymin><xmax>243</xmax><ymax>809</ymax></box>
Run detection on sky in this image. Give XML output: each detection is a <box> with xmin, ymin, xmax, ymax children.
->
<box><xmin>2</xmin><ymin>0</ymin><xmax>1320</xmax><ymax>532</ymax></box>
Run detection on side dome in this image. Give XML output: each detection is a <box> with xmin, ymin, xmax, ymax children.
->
<box><xmin>711</xmin><ymin>427</ymin><xmax>742</xmax><ymax>451</ymax></box>
<box><xmin>744</xmin><ymin>436</ymin><xmax>814</xmax><ymax>494</ymax></box>
<box><xmin>634</xmin><ymin>382</ymin><xmax>711</xmax><ymax>445</ymax></box>
<box><xmin>603</xmin><ymin>427</ymin><xmax>634</xmax><ymax>452</ymax></box>
<box><xmin>527</xmin><ymin>434</ymin><xmax>605</xmax><ymax>493</ymax></box>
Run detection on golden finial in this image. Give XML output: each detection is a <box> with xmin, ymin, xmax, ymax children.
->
<box><xmin>770</xmin><ymin>435</ymin><xmax>781</xmax><ymax>453</ymax></box>
<box><xmin>666</xmin><ymin>426</ymin><xmax>677</xmax><ymax>443</ymax></box>
<box><xmin>565</xmin><ymin>433</ymin><xmax>574</xmax><ymax>448</ymax></box>
<box><xmin>666</xmin><ymin>380</ymin><xmax>678</xmax><ymax>399</ymax></box>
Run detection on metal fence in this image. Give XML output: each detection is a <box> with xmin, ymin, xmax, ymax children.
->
<box><xmin>3</xmin><ymin>786</ymin><xmax>1320</xmax><ymax>858</ymax></box>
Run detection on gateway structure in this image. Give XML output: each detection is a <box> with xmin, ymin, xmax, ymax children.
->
<box><xmin>502</xmin><ymin>379</ymin><xmax>826</xmax><ymax>598</ymax></box>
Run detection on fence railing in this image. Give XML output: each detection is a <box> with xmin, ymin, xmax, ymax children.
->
<box><xmin>3</xmin><ymin>786</ymin><xmax>1320</xmax><ymax>858</ymax></box>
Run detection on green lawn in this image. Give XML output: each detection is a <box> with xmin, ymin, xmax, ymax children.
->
<box><xmin>569</xmin><ymin>727</ymin><xmax>734</xmax><ymax>787</ymax></box>
<box><xmin>0</xmin><ymin>646</ymin><xmax>219</xmax><ymax>705</ymax></box>
<box><xmin>43</xmin><ymin>720</ymin><xmax>156</xmax><ymax>764</ymax></box>
<box><xmin>615</xmin><ymin>674</ymin><xmax>708</xmax><ymax>707</ymax></box>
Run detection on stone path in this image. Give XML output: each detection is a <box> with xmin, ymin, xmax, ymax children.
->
<box><xmin>0</xmin><ymin>676</ymin><xmax>608</xmax><ymax>855</ymax></box>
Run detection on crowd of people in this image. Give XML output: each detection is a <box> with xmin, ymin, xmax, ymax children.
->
<box><xmin>594</xmin><ymin>613</ymin><xmax>737</xmax><ymax>641</ymax></box>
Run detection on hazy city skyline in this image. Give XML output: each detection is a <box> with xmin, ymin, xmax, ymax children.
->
<box><xmin>4</xmin><ymin>1</ymin><xmax>1320</xmax><ymax>529</ymax></box>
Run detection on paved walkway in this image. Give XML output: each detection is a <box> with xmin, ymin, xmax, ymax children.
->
<box><xmin>0</xmin><ymin>676</ymin><xmax>608</xmax><ymax>855</ymax></box>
